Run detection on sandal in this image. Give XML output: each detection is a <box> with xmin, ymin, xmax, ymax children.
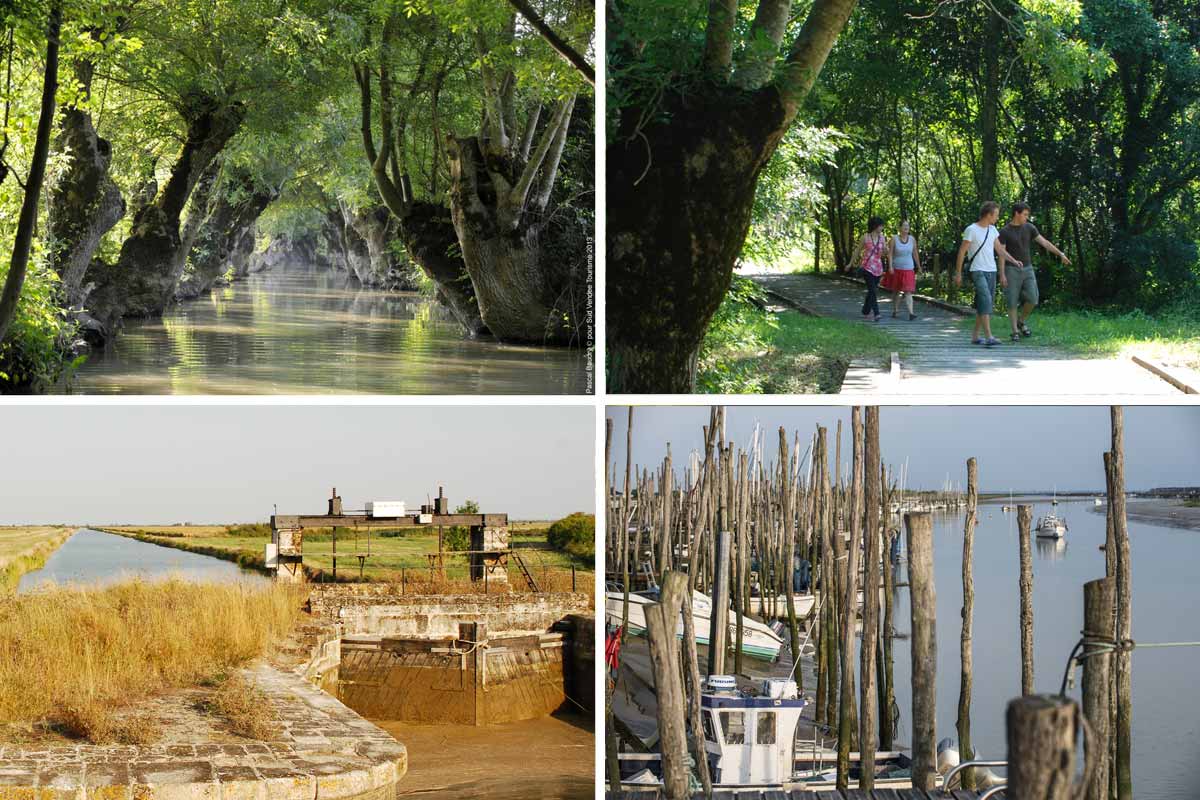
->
<box><xmin>1011</xmin><ymin>332</ymin><xmax>1021</xmax><ymax>342</ymax></box>
<box><xmin>1020</xmin><ymin>323</ymin><xmax>1032</xmax><ymax>337</ymax></box>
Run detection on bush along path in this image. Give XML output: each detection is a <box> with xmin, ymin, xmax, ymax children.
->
<box><xmin>751</xmin><ymin>272</ymin><xmax>1191</xmax><ymax>396</ymax></box>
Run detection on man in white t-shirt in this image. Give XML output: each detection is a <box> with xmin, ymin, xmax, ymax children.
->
<box><xmin>954</xmin><ymin>201</ymin><xmax>1022</xmax><ymax>347</ymax></box>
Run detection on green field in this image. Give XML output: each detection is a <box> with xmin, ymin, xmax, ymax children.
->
<box><xmin>99</xmin><ymin>523</ymin><xmax>592</xmax><ymax>594</ymax></box>
<box><xmin>0</xmin><ymin>527</ymin><xmax>74</xmax><ymax>591</ymax></box>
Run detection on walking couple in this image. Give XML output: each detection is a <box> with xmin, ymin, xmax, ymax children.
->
<box><xmin>953</xmin><ymin>201</ymin><xmax>1070</xmax><ymax>346</ymax></box>
<box><xmin>849</xmin><ymin>217</ymin><xmax>921</xmax><ymax>322</ymax></box>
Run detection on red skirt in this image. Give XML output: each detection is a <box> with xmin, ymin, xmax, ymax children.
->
<box><xmin>881</xmin><ymin>269</ymin><xmax>916</xmax><ymax>292</ymax></box>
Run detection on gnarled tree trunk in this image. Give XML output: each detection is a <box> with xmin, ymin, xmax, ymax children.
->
<box><xmin>178</xmin><ymin>167</ymin><xmax>278</xmax><ymax>299</ymax></box>
<box><xmin>446</xmin><ymin>130</ymin><xmax>571</xmax><ymax>343</ymax></box>
<box><xmin>608</xmin><ymin>89</ymin><xmax>789</xmax><ymax>391</ymax></box>
<box><xmin>46</xmin><ymin>61</ymin><xmax>125</xmax><ymax>310</ymax></box>
<box><xmin>88</xmin><ymin>94</ymin><xmax>244</xmax><ymax>331</ymax></box>
<box><xmin>606</xmin><ymin>0</ymin><xmax>858</xmax><ymax>391</ymax></box>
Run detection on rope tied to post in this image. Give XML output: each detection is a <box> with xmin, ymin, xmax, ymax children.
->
<box><xmin>1060</xmin><ymin>630</ymin><xmax>1200</xmax><ymax>695</ymax></box>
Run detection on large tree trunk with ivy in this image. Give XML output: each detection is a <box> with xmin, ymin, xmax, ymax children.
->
<box><xmin>87</xmin><ymin>94</ymin><xmax>244</xmax><ymax>332</ymax></box>
<box><xmin>177</xmin><ymin>167</ymin><xmax>277</xmax><ymax>299</ymax></box>
<box><xmin>607</xmin><ymin>0</ymin><xmax>858</xmax><ymax>391</ymax></box>
<box><xmin>46</xmin><ymin>60</ymin><xmax>125</xmax><ymax>311</ymax></box>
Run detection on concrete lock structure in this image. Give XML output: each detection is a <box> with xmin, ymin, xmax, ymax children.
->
<box><xmin>307</xmin><ymin>586</ymin><xmax>595</xmax><ymax>726</ymax></box>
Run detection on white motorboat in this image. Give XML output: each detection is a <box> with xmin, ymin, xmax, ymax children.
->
<box><xmin>605</xmin><ymin>588</ymin><xmax>785</xmax><ymax>661</ymax></box>
<box><xmin>613</xmin><ymin>676</ymin><xmax>924</xmax><ymax>790</ymax></box>
<box><xmin>1036</xmin><ymin>513</ymin><xmax>1068</xmax><ymax>538</ymax></box>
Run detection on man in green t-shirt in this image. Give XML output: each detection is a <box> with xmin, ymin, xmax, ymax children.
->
<box><xmin>998</xmin><ymin>203</ymin><xmax>1071</xmax><ymax>342</ymax></box>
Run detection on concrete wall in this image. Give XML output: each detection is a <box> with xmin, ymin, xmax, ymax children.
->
<box><xmin>307</xmin><ymin>587</ymin><xmax>592</xmax><ymax>638</ymax></box>
<box><xmin>338</xmin><ymin>634</ymin><xmax>566</xmax><ymax>725</ymax></box>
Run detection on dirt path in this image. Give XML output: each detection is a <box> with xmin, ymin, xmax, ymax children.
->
<box><xmin>751</xmin><ymin>272</ymin><xmax>1184</xmax><ymax>397</ymax></box>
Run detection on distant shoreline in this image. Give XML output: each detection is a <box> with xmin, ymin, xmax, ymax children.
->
<box><xmin>1087</xmin><ymin>497</ymin><xmax>1200</xmax><ymax>532</ymax></box>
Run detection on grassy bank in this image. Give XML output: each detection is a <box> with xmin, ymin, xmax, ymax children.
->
<box><xmin>0</xmin><ymin>579</ymin><xmax>303</xmax><ymax>743</ymax></box>
<box><xmin>0</xmin><ymin>527</ymin><xmax>74</xmax><ymax>591</ymax></box>
<box><xmin>99</xmin><ymin>521</ymin><xmax>594</xmax><ymax>594</ymax></box>
<box><xmin>977</xmin><ymin>307</ymin><xmax>1200</xmax><ymax>368</ymax></box>
<box><xmin>698</xmin><ymin>277</ymin><xmax>900</xmax><ymax>393</ymax></box>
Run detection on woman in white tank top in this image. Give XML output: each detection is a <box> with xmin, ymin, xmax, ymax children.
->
<box><xmin>883</xmin><ymin>220</ymin><xmax>921</xmax><ymax>319</ymax></box>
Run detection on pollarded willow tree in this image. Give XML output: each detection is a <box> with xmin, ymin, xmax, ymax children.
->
<box><xmin>357</xmin><ymin>0</ymin><xmax>593</xmax><ymax>344</ymax></box>
<box><xmin>607</xmin><ymin>0</ymin><xmax>859</xmax><ymax>391</ymax></box>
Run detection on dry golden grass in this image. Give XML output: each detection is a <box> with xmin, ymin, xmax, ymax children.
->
<box><xmin>204</xmin><ymin>673</ymin><xmax>277</xmax><ymax>740</ymax></box>
<box><xmin>0</xmin><ymin>578</ymin><xmax>304</xmax><ymax>743</ymax></box>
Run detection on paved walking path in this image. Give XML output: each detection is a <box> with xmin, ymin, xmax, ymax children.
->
<box><xmin>750</xmin><ymin>272</ymin><xmax>1188</xmax><ymax>397</ymax></box>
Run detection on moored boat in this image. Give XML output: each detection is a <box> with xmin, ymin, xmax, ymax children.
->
<box><xmin>604</xmin><ymin>587</ymin><xmax>785</xmax><ymax>661</ymax></box>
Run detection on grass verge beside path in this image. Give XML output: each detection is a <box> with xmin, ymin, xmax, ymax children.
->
<box><xmin>0</xmin><ymin>579</ymin><xmax>303</xmax><ymax>744</ymax></box>
<box><xmin>100</xmin><ymin>522</ymin><xmax>594</xmax><ymax>594</ymax></box>
<box><xmin>699</xmin><ymin>277</ymin><xmax>901</xmax><ymax>393</ymax></box>
<box><xmin>957</xmin><ymin>306</ymin><xmax>1200</xmax><ymax>369</ymax></box>
<box><xmin>0</xmin><ymin>526</ymin><xmax>73</xmax><ymax>591</ymax></box>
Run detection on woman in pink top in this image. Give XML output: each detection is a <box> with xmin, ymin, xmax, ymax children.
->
<box><xmin>848</xmin><ymin>216</ymin><xmax>887</xmax><ymax>322</ymax></box>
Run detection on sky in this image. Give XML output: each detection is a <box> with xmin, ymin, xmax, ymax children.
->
<box><xmin>2</xmin><ymin>405</ymin><xmax>594</xmax><ymax>524</ymax></box>
<box><xmin>606</xmin><ymin>405</ymin><xmax>1200</xmax><ymax>493</ymax></box>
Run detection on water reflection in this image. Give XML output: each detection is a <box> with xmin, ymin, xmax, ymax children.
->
<box><xmin>887</xmin><ymin>498</ymin><xmax>1200</xmax><ymax>800</ymax></box>
<box><xmin>1035</xmin><ymin>535</ymin><xmax>1068</xmax><ymax>561</ymax></box>
<box><xmin>66</xmin><ymin>268</ymin><xmax>588</xmax><ymax>395</ymax></box>
<box><xmin>17</xmin><ymin>528</ymin><xmax>268</xmax><ymax>591</ymax></box>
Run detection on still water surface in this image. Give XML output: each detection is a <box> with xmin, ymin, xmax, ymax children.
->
<box><xmin>17</xmin><ymin>528</ymin><xmax>267</xmax><ymax>591</ymax></box>
<box><xmin>66</xmin><ymin>269</ymin><xmax>588</xmax><ymax>394</ymax></box>
<box><xmin>885</xmin><ymin>497</ymin><xmax>1200</xmax><ymax>800</ymax></box>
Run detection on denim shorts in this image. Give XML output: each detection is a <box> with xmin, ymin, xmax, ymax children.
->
<box><xmin>1004</xmin><ymin>264</ymin><xmax>1039</xmax><ymax>310</ymax></box>
<box><xmin>971</xmin><ymin>270</ymin><xmax>997</xmax><ymax>315</ymax></box>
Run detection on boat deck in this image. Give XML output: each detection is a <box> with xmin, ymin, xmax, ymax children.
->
<box><xmin>615</xmin><ymin>790</ymin><xmax>985</xmax><ymax>799</ymax></box>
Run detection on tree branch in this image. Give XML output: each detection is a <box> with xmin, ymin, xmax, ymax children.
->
<box><xmin>505</xmin><ymin>0</ymin><xmax>594</xmax><ymax>85</ymax></box>
<box><xmin>702</xmin><ymin>0</ymin><xmax>737</xmax><ymax>79</ymax></box>
<box><xmin>732</xmin><ymin>0</ymin><xmax>792</xmax><ymax>89</ymax></box>
<box><xmin>777</xmin><ymin>0</ymin><xmax>858</xmax><ymax>121</ymax></box>
<box><xmin>532</xmin><ymin>94</ymin><xmax>575</xmax><ymax>211</ymax></box>
<box><xmin>509</xmin><ymin>95</ymin><xmax>574</xmax><ymax>221</ymax></box>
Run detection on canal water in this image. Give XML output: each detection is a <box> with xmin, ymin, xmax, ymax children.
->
<box><xmin>885</xmin><ymin>497</ymin><xmax>1200</xmax><ymax>800</ymax></box>
<box><xmin>16</xmin><ymin>528</ymin><xmax>267</xmax><ymax>591</ymax></box>
<box><xmin>381</xmin><ymin>713</ymin><xmax>593</xmax><ymax>799</ymax></box>
<box><xmin>65</xmin><ymin>269</ymin><xmax>588</xmax><ymax>395</ymax></box>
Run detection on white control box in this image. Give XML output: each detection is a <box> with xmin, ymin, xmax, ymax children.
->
<box><xmin>365</xmin><ymin>501</ymin><xmax>406</xmax><ymax>517</ymax></box>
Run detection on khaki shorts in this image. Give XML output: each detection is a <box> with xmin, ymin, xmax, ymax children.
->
<box><xmin>1004</xmin><ymin>264</ymin><xmax>1039</xmax><ymax>310</ymax></box>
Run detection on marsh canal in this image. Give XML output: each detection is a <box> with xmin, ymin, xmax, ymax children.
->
<box><xmin>16</xmin><ymin>528</ymin><xmax>266</xmax><ymax>591</ymax></box>
<box><xmin>64</xmin><ymin>269</ymin><xmax>589</xmax><ymax>395</ymax></box>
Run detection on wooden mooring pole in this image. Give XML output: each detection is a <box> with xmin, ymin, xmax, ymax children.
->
<box><xmin>707</xmin><ymin>528</ymin><xmax>732</xmax><ymax>676</ymax></box>
<box><xmin>835</xmin><ymin>407</ymin><xmax>863</xmax><ymax>791</ymax></box>
<box><xmin>858</xmin><ymin>407</ymin><xmax>882</xmax><ymax>790</ymax></box>
<box><xmin>1083</xmin><ymin>577</ymin><xmax>1115</xmax><ymax>800</ymax></box>
<box><xmin>1006</xmin><ymin>694</ymin><xmax>1094</xmax><ymax>800</ymax></box>
<box><xmin>643</xmin><ymin>571</ymin><xmax>689</xmax><ymax>800</ymax></box>
<box><xmin>1018</xmin><ymin>504</ymin><xmax>1035</xmax><ymax>695</ymax></box>
<box><xmin>905</xmin><ymin>511</ymin><xmax>937</xmax><ymax>791</ymax></box>
<box><xmin>1111</xmin><ymin>406</ymin><xmax>1132</xmax><ymax>800</ymax></box>
<box><xmin>957</xmin><ymin>457</ymin><xmax>978</xmax><ymax>790</ymax></box>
